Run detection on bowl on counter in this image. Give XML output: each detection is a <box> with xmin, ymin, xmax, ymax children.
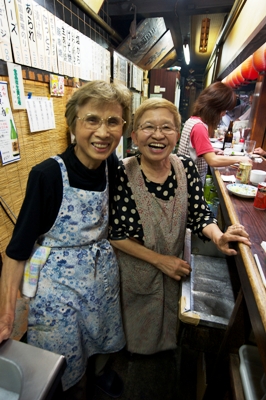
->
<box><xmin>249</xmin><ymin>169</ymin><xmax>266</xmax><ymax>186</ymax></box>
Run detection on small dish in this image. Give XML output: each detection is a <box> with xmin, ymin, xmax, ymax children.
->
<box><xmin>227</xmin><ymin>183</ymin><xmax>257</xmax><ymax>198</ymax></box>
<box><xmin>224</xmin><ymin>149</ymin><xmax>243</xmax><ymax>156</ymax></box>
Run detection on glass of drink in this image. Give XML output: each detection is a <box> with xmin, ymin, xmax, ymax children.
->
<box><xmin>244</xmin><ymin>140</ymin><xmax>256</xmax><ymax>157</ymax></box>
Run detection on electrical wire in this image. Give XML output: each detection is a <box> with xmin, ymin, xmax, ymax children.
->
<box><xmin>0</xmin><ymin>195</ymin><xmax>17</xmax><ymax>225</ymax></box>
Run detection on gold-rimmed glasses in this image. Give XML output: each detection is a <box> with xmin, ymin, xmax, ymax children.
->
<box><xmin>76</xmin><ymin>114</ymin><xmax>126</xmax><ymax>132</ymax></box>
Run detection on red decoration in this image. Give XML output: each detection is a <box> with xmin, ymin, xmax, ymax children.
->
<box><xmin>241</xmin><ymin>55</ymin><xmax>259</xmax><ymax>80</ymax></box>
<box><xmin>231</xmin><ymin>70</ymin><xmax>242</xmax><ymax>87</ymax></box>
<box><xmin>235</xmin><ymin>66</ymin><xmax>245</xmax><ymax>85</ymax></box>
<box><xmin>222</xmin><ymin>77</ymin><xmax>230</xmax><ymax>87</ymax></box>
<box><xmin>228</xmin><ymin>72</ymin><xmax>238</xmax><ymax>88</ymax></box>
<box><xmin>252</xmin><ymin>42</ymin><xmax>266</xmax><ymax>73</ymax></box>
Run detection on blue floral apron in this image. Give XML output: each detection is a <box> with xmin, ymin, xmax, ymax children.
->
<box><xmin>27</xmin><ymin>156</ymin><xmax>125</xmax><ymax>391</ymax></box>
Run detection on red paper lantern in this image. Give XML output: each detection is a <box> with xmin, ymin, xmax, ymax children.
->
<box><xmin>252</xmin><ymin>42</ymin><xmax>266</xmax><ymax>73</ymax></box>
<box><xmin>241</xmin><ymin>55</ymin><xmax>259</xmax><ymax>80</ymax></box>
<box><xmin>228</xmin><ymin>73</ymin><xmax>237</xmax><ymax>88</ymax></box>
<box><xmin>235</xmin><ymin>66</ymin><xmax>245</xmax><ymax>85</ymax></box>
<box><xmin>231</xmin><ymin>69</ymin><xmax>242</xmax><ymax>87</ymax></box>
<box><xmin>222</xmin><ymin>75</ymin><xmax>229</xmax><ymax>87</ymax></box>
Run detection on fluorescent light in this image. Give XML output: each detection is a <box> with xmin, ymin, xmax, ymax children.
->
<box><xmin>183</xmin><ymin>43</ymin><xmax>190</xmax><ymax>65</ymax></box>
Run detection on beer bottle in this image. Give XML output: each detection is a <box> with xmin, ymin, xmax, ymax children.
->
<box><xmin>223</xmin><ymin>120</ymin><xmax>233</xmax><ymax>150</ymax></box>
<box><xmin>10</xmin><ymin>119</ymin><xmax>19</xmax><ymax>156</ymax></box>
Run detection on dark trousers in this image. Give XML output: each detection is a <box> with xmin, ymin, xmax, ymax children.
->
<box><xmin>51</xmin><ymin>354</ymin><xmax>109</xmax><ymax>400</ymax></box>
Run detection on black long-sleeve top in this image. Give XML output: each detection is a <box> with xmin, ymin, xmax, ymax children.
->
<box><xmin>6</xmin><ymin>144</ymin><xmax>119</xmax><ymax>260</ymax></box>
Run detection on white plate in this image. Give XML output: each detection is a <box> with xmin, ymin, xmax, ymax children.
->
<box><xmin>213</xmin><ymin>142</ymin><xmax>223</xmax><ymax>149</ymax></box>
<box><xmin>250</xmin><ymin>154</ymin><xmax>261</xmax><ymax>159</ymax></box>
<box><xmin>224</xmin><ymin>149</ymin><xmax>243</xmax><ymax>156</ymax></box>
<box><xmin>227</xmin><ymin>183</ymin><xmax>257</xmax><ymax>198</ymax></box>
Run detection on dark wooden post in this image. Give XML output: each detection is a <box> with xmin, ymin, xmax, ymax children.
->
<box><xmin>250</xmin><ymin>74</ymin><xmax>266</xmax><ymax>148</ymax></box>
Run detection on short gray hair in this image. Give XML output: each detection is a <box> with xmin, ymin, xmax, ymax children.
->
<box><xmin>65</xmin><ymin>80</ymin><xmax>132</xmax><ymax>135</ymax></box>
<box><xmin>133</xmin><ymin>97</ymin><xmax>181</xmax><ymax>132</ymax></box>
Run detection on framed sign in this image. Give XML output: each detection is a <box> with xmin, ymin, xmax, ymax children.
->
<box><xmin>138</xmin><ymin>30</ymin><xmax>174</xmax><ymax>71</ymax></box>
<box><xmin>116</xmin><ymin>18</ymin><xmax>166</xmax><ymax>65</ymax></box>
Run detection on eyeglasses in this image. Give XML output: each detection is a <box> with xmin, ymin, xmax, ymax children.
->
<box><xmin>76</xmin><ymin>114</ymin><xmax>126</xmax><ymax>131</ymax></box>
<box><xmin>138</xmin><ymin>123</ymin><xmax>177</xmax><ymax>136</ymax></box>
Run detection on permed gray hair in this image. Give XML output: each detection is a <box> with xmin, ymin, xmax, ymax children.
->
<box><xmin>65</xmin><ymin>80</ymin><xmax>132</xmax><ymax>135</ymax></box>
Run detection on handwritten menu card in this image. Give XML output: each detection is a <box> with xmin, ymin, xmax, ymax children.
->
<box><xmin>26</xmin><ymin>97</ymin><xmax>55</xmax><ymax>133</ymax></box>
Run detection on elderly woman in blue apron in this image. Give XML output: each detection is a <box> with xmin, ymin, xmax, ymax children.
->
<box><xmin>109</xmin><ymin>97</ymin><xmax>251</xmax><ymax>356</ymax></box>
<box><xmin>0</xmin><ymin>80</ymin><xmax>132</xmax><ymax>399</ymax></box>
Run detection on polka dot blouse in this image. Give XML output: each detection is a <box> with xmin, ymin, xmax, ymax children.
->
<box><xmin>109</xmin><ymin>154</ymin><xmax>217</xmax><ymax>243</ymax></box>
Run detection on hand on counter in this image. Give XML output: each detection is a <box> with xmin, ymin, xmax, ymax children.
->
<box><xmin>254</xmin><ymin>147</ymin><xmax>266</xmax><ymax>157</ymax></box>
<box><xmin>216</xmin><ymin>224</ymin><xmax>251</xmax><ymax>255</ymax></box>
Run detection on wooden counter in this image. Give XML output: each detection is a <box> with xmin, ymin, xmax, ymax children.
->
<box><xmin>202</xmin><ymin>163</ymin><xmax>266</xmax><ymax>399</ymax></box>
<box><xmin>213</xmin><ymin>163</ymin><xmax>266</xmax><ymax>370</ymax></box>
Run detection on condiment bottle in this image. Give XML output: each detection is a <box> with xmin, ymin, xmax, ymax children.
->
<box><xmin>239</xmin><ymin>138</ymin><xmax>245</xmax><ymax>152</ymax></box>
<box><xmin>223</xmin><ymin>120</ymin><xmax>233</xmax><ymax>150</ymax></box>
<box><xmin>253</xmin><ymin>182</ymin><xmax>266</xmax><ymax>210</ymax></box>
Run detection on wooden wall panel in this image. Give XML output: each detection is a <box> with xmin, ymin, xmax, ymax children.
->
<box><xmin>0</xmin><ymin>77</ymin><xmax>76</xmax><ymax>255</ymax></box>
<box><xmin>149</xmin><ymin>69</ymin><xmax>178</xmax><ymax>103</ymax></box>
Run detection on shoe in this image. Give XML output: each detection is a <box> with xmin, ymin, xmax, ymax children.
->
<box><xmin>95</xmin><ymin>369</ymin><xmax>124</xmax><ymax>398</ymax></box>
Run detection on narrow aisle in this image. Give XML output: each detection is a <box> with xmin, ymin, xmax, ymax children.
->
<box><xmin>94</xmin><ymin>346</ymin><xmax>198</xmax><ymax>400</ymax></box>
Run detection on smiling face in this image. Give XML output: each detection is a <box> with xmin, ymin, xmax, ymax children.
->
<box><xmin>73</xmin><ymin>101</ymin><xmax>124</xmax><ymax>169</ymax></box>
<box><xmin>132</xmin><ymin>108</ymin><xmax>179</xmax><ymax>164</ymax></box>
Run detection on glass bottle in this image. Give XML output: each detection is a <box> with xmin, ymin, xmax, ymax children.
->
<box><xmin>10</xmin><ymin>119</ymin><xmax>19</xmax><ymax>156</ymax></box>
<box><xmin>223</xmin><ymin>120</ymin><xmax>233</xmax><ymax>150</ymax></box>
<box><xmin>239</xmin><ymin>137</ymin><xmax>245</xmax><ymax>152</ymax></box>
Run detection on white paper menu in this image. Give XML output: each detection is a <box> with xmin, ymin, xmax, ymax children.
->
<box><xmin>24</xmin><ymin>0</ymin><xmax>39</xmax><ymax>69</ymax></box>
<box><xmin>0</xmin><ymin>0</ymin><xmax>13</xmax><ymax>62</ymax></box>
<box><xmin>55</xmin><ymin>17</ymin><xmax>64</xmax><ymax>75</ymax></box>
<box><xmin>15</xmin><ymin>0</ymin><xmax>31</xmax><ymax>66</ymax></box>
<box><xmin>80</xmin><ymin>33</ymin><xmax>89</xmax><ymax>81</ymax></box>
<box><xmin>26</xmin><ymin>96</ymin><xmax>55</xmax><ymax>133</ymax></box>
<box><xmin>5</xmin><ymin>0</ymin><xmax>23</xmax><ymax>64</ymax></box>
<box><xmin>48</xmin><ymin>12</ymin><xmax>58</xmax><ymax>73</ymax></box>
<box><xmin>71</xmin><ymin>28</ymin><xmax>81</xmax><ymax>79</ymax></box>
<box><xmin>64</xmin><ymin>23</ymin><xmax>73</xmax><ymax>77</ymax></box>
<box><xmin>33</xmin><ymin>2</ymin><xmax>45</xmax><ymax>71</ymax></box>
<box><xmin>41</xmin><ymin>7</ymin><xmax>51</xmax><ymax>73</ymax></box>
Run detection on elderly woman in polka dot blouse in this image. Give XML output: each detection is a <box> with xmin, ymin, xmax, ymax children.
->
<box><xmin>109</xmin><ymin>97</ymin><xmax>251</xmax><ymax>355</ymax></box>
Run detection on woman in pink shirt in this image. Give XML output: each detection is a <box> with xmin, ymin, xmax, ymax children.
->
<box><xmin>178</xmin><ymin>82</ymin><xmax>250</xmax><ymax>184</ymax></box>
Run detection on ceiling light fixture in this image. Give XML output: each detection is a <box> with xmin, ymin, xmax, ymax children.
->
<box><xmin>199</xmin><ymin>17</ymin><xmax>210</xmax><ymax>53</ymax></box>
<box><xmin>183</xmin><ymin>39</ymin><xmax>190</xmax><ymax>65</ymax></box>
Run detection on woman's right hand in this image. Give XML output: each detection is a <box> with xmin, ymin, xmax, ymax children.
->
<box><xmin>155</xmin><ymin>254</ymin><xmax>192</xmax><ymax>281</ymax></box>
<box><xmin>237</xmin><ymin>155</ymin><xmax>253</xmax><ymax>164</ymax></box>
<box><xmin>0</xmin><ymin>256</ymin><xmax>26</xmax><ymax>343</ymax></box>
<box><xmin>0</xmin><ymin>313</ymin><xmax>14</xmax><ymax>343</ymax></box>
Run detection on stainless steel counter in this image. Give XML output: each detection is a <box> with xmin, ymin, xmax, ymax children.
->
<box><xmin>0</xmin><ymin>339</ymin><xmax>66</xmax><ymax>400</ymax></box>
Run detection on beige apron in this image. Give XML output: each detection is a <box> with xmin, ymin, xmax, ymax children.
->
<box><xmin>117</xmin><ymin>154</ymin><xmax>188</xmax><ymax>354</ymax></box>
